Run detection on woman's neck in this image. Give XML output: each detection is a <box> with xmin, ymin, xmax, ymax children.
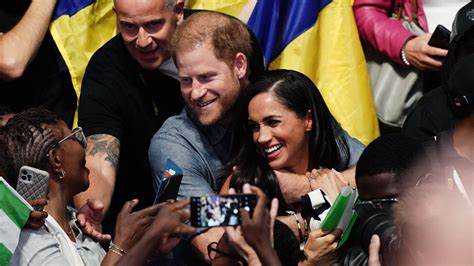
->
<box><xmin>44</xmin><ymin>189</ymin><xmax>75</xmax><ymax>241</ymax></box>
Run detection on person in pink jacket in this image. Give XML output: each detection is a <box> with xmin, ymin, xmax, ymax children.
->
<box><xmin>354</xmin><ymin>0</ymin><xmax>448</xmax><ymax>71</ymax></box>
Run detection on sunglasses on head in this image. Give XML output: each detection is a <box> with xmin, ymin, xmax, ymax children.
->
<box><xmin>48</xmin><ymin>127</ymin><xmax>87</xmax><ymax>153</ymax></box>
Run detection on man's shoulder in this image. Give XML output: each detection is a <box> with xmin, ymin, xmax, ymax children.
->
<box><xmin>156</xmin><ymin>109</ymin><xmax>200</xmax><ymax>138</ymax></box>
<box><xmin>86</xmin><ymin>34</ymin><xmax>132</xmax><ymax>71</ymax></box>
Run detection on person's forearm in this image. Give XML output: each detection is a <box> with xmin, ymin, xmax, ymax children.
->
<box><xmin>74</xmin><ymin>134</ymin><xmax>120</xmax><ymax>214</ymax></box>
<box><xmin>115</xmin><ymin>232</ymin><xmax>160</xmax><ymax>266</ymax></box>
<box><xmin>0</xmin><ymin>0</ymin><xmax>57</xmax><ymax>80</ymax></box>
<box><xmin>254</xmin><ymin>246</ymin><xmax>281</xmax><ymax>266</ymax></box>
<box><xmin>341</xmin><ymin>168</ymin><xmax>356</xmax><ymax>188</ymax></box>
<box><xmin>276</xmin><ymin>171</ymin><xmax>311</xmax><ymax>204</ymax></box>
<box><xmin>74</xmin><ymin>166</ymin><xmax>115</xmax><ymax>216</ymax></box>
<box><xmin>100</xmin><ymin>252</ymin><xmax>123</xmax><ymax>266</ymax></box>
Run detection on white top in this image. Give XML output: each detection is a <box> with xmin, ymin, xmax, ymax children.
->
<box><xmin>10</xmin><ymin>208</ymin><xmax>106</xmax><ymax>266</ymax></box>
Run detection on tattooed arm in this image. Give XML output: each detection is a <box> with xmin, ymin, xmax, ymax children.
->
<box><xmin>74</xmin><ymin>134</ymin><xmax>120</xmax><ymax>216</ymax></box>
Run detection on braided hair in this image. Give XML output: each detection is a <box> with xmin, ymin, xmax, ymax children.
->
<box><xmin>0</xmin><ymin>108</ymin><xmax>62</xmax><ymax>187</ymax></box>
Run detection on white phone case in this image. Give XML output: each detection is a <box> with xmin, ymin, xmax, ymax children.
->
<box><xmin>16</xmin><ymin>166</ymin><xmax>49</xmax><ymax>210</ymax></box>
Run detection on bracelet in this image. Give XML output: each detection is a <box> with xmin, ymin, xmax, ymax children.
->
<box><xmin>401</xmin><ymin>36</ymin><xmax>415</xmax><ymax>66</ymax></box>
<box><xmin>109</xmin><ymin>240</ymin><xmax>127</xmax><ymax>256</ymax></box>
<box><xmin>287</xmin><ymin>211</ymin><xmax>303</xmax><ymax>242</ymax></box>
<box><xmin>108</xmin><ymin>248</ymin><xmax>123</xmax><ymax>257</ymax></box>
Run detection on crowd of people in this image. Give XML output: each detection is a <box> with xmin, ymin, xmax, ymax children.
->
<box><xmin>0</xmin><ymin>0</ymin><xmax>473</xmax><ymax>265</ymax></box>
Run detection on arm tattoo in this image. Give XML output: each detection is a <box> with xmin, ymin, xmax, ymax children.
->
<box><xmin>86</xmin><ymin>134</ymin><xmax>120</xmax><ymax>170</ymax></box>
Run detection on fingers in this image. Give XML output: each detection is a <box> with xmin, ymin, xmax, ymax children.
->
<box><xmin>28</xmin><ymin>198</ymin><xmax>47</xmax><ymax>208</ymax></box>
<box><xmin>331</xmin><ymin>169</ymin><xmax>349</xmax><ymax>186</ymax></box>
<box><xmin>86</xmin><ymin>198</ymin><xmax>104</xmax><ymax>211</ymax></box>
<box><xmin>224</xmin><ymin>224</ymin><xmax>238</xmax><ymax>238</ymax></box>
<box><xmin>25</xmin><ymin>210</ymin><xmax>48</xmax><ymax>229</ymax></box>
<box><xmin>242</xmin><ymin>183</ymin><xmax>251</xmax><ymax>194</ymax></box>
<box><xmin>90</xmin><ymin>230</ymin><xmax>112</xmax><ymax>242</ymax></box>
<box><xmin>119</xmin><ymin>199</ymin><xmax>139</xmax><ymax>215</ymax></box>
<box><xmin>269</xmin><ymin>198</ymin><xmax>278</xmax><ymax>221</ymax></box>
<box><xmin>168</xmin><ymin>198</ymin><xmax>190</xmax><ymax>210</ymax></box>
<box><xmin>29</xmin><ymin>210</ymin><xmax>48</xmax><ymax>220</ymax></box>
<box><xmin>174</xmin><ymin>224</ymin><xmax>196</xmax><ymax>235</ymax></box>
<box><xmin>133</xmin><ymin>202</ymin><xmax>162</xmax><ymax>216</ymax></box>
<box><xmin>368</xmin><ymin>235</ymin><xmax>382</xmax><ymax>266</ymax></box>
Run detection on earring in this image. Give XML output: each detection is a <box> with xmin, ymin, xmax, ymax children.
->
<box><xmin>58</xmin><ymin>169</ymin><xmax>66</xmax><ymax>179</ymax></box>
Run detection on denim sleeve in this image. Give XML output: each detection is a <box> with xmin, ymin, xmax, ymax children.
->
<box><xmin>149</xmin><ymin>132</ymin><xmax>215</xmax><ymax>202</ymax></box>
<box><xmin>344</xmin><ymin>130</ymin><xmax>365</xmax><ymax>168</ymax></box>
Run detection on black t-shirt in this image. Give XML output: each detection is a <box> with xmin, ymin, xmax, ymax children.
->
<box><xmin>0</xmin><ymin>2</ymin><xmax>77</xmax><ymax>126</ymax></box>
<box><xmin>402</xmin><ymin>86</ymin><xmax>455</xmax><ymax>142</ymax></box>
<box><xmin>78</xmin><ymin>34</ymin><xmax>184</xmax><ymax>232</ymax></box>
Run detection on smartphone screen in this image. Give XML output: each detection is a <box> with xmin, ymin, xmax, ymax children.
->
<box><xmin>190</xmin><ymin>194</ymin><xmax>257</xmax><ymax>228</ymax></box>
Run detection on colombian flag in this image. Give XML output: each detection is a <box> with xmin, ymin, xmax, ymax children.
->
<box><xmin>49</xmin><ymin>0</ymin><xmax>117</xmax><ymax>125</ymax></box>
<box><xmin>190</xmin><ymin>0</ymin><xmax>379</xmax><ymax>145</ymax></box>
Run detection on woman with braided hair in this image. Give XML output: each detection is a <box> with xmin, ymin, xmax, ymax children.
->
<box><xmin>0</xmin><ymin>108</ymin><xmax>194</xmax><ymax>265</ymax></box>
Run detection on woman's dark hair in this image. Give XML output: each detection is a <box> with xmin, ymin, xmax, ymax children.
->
<box><xmin>227</xmin><ymin>69</ymin><xmax>350</xmax><ymax>212</ymax></box>
<box><xmin>0</xmin><ymin>108</ymin><xmax>62</xmax><ymax>187</ymax></box>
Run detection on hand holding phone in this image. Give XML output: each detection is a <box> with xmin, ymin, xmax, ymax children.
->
<box><xmin>16</xmin><ymin>166</ymin><xmax>49</xmax><ymax>210</ymax></box>
<box><xmin>428</xmin><ymin>24</ymin><xmax>451</xmax><ymax>50</ymax></box>
<box><xmin>190</xmin><ymin>194</ymin><xmax>257</xmax><ymax>228</ymax></box>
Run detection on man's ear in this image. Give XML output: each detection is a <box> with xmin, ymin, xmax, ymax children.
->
<box><xmin>305</xmin><ymin>110</ymin><xmax>313</xmax><ymax>132</ymax></box>
<box><xmin>175</xmin><ymin>0</ymin><xmax>185</xmax><ymax>24</ymax></box>
<box><xmin>234</xmin><ymin>52</ymin><xmax>248</xmax><ymax>79</ymax></box>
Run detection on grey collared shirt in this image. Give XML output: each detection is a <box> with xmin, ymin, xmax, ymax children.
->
<box><xmin>149</xmin><ymin>107</ymin><xmax>230</xmax><ymax>201</ymax></box>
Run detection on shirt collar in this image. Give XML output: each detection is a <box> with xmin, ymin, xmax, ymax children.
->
<box><xmin>186</xmin><ymin>107</ymin><xmax>229</xmax><ymax>146</ymax></box>
<box><xmin>158</xmin><ymin>58</ymin><xmax>179</xmax><ymax>80</ymax></box>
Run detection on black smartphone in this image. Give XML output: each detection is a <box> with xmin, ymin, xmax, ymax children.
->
<box><xmin>154</xmin><ymin>159</ymin><xmax>183</xmax><ymax>203</ymax></box>
<box><xmin>190</xmin><ymin>194</ymin><xmax>257</xmax><ymax>228</ymax></box>
<box><xmin>156</xmin><ymin>174</ymin><xmax>183</xmax><ymax>203</ymax></box>
<box><xmin>428</xmin><ymin>24</ymin><xmax>451</xmax><ymax>50</ymax></box>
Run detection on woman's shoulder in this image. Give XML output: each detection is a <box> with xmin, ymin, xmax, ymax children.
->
<box><xmin>10</xmin><ymin>227</ymin><xmax>67</xmax><ymax>265</ymax></box>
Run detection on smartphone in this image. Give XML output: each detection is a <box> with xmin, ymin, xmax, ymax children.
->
<box><xmin>155</xmin><ymin>159</ymin><xmax>184</xmax><ymax>203</ymax></box>
<box><xmin>428</xmin><ymin>24</ymin><xmax>451</xmax><ymax>50</ymax></box>
<box><xmin>16</xmin><ymin>166</ymin><xmax>49</xmax><ymax>210</ymax></box>
<box><xmin>190</xmin><ymin>194</ymin><xmax>257</xmax><ymax>228</ymax></box>
<box><xmin>156</xmin><ymin>174</ymin><xmax>183</xmax><ymax>203</ymax></box>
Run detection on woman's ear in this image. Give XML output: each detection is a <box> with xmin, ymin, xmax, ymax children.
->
<box><xmin>47</xmin><ymin>149</ymin><xmax>63</xmax><ymax>178</ymax></box>
<box><xmin>305</xmin><ymin>110</ymin><xmax>313</xmax><ymax>132</ymax></box>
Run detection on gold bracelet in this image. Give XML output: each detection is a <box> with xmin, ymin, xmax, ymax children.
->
<box><xmin>108</xmin><ymin>248</ymin><xmax>123</xmax><ymax>257</ymax></box>
<box><xmin>109</xmin><ymin>240</ymin><xmax>127</xmax><ymax>255</ymax></box>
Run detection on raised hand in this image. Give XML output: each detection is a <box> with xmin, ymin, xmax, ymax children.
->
<box><xmin>76</xmin><ymin>198</ymin><xmax>111</xmax><ymax>242</ymax></box>
<box><xmin>404</xmin><ymin>33</ymin><xmax>448</xmax><ymax>71</ymax></box>
<box><xmin>306</xmin><ymin>168</ymin><xmax>349</xmax><ymax>203</ymax></box>
<box><xmin>113</xmin><ymin>199</ymin><xmax>161</xmax><ymax>252</ymax></box>
<box><xmin>300</xmin><ymin>228</ymin><xmax>342</xmax><ymax>266</ymax></box>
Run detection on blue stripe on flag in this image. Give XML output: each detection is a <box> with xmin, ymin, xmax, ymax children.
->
<box><xmin>52</xmin><ymin>0</ymin><xmax>95</xmax><ymax>19</ymax></box>
<box><xmin>247</xmin><ymin>0</ymin><xmax>332</xmax><ymax>63</ymax></box>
